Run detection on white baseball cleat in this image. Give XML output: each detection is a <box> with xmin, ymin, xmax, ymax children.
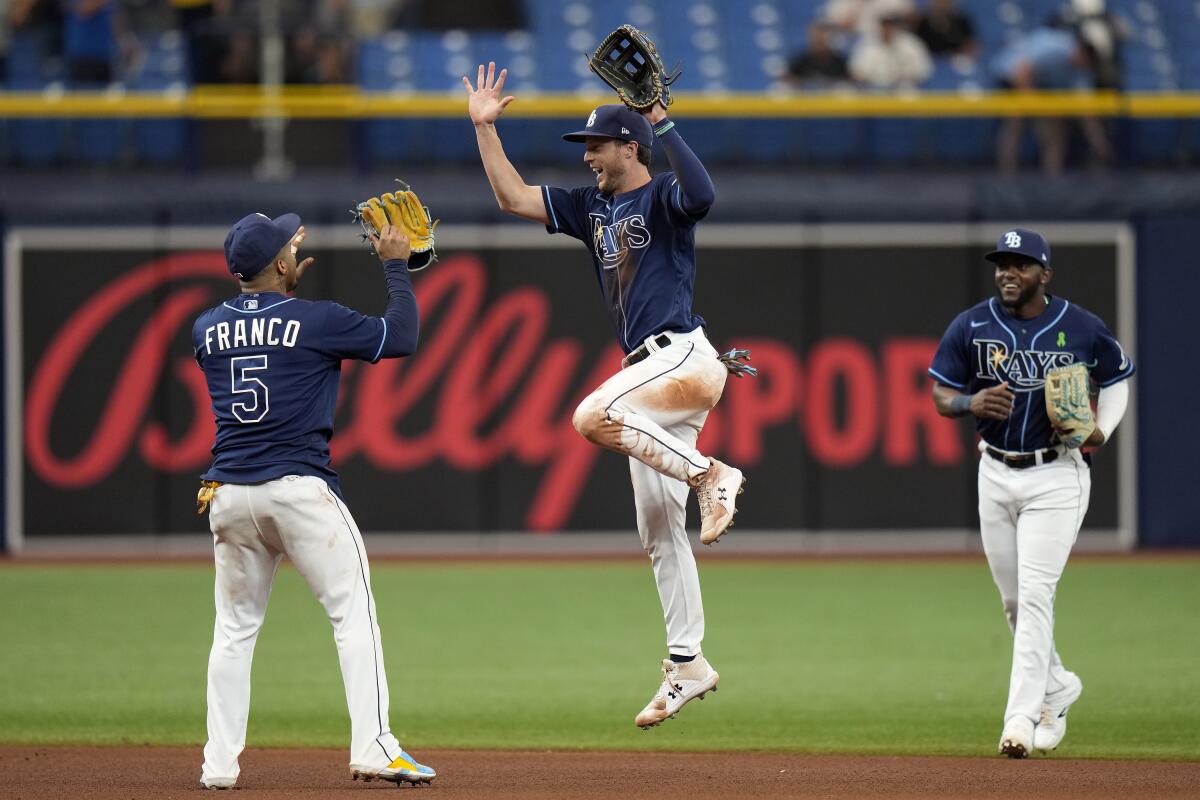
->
<box><xmin>999</xmin><ymin>715</ymin><xmax>1035</xmax><ymax>758</ymax></box>
<box><xmin>691</xmin><ymin>459</ymin><xmax>745</xmax><ymax>545</ymax></box>
<box><xmin>1034</xmin><ymin>673</ymin><xmax>1083</xmax><ymax>752</ymax></box>
<box><xmin>351</xmin><ymin>748</ymin><xmax>436</xmax><ymax>785</ymax></box>
<box><xmin>635</xmin><ymin>655</ymin><xmax>720</xmax><ymax>729</ymax></box>
<box><xmin>199</xmin><ymin>777</ymin><xmax>236</xmax><ymax>790</ymax></box>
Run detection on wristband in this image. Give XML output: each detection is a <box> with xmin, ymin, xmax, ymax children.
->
<box><xmin>383</xmin><ymin>258</ymin><xmax>409</xmax><ymax>269</ymax></box>
<box><xmin>653</xmin><ymin>119</ymin><xmax>675</xmax><ymax>137</ymax></box>
<box><xmin>950</xmin><ymin>394</ymin><xmax>972</xmax><ymax>415</ymax></box>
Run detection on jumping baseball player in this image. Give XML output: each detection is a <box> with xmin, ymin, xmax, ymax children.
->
<box><xmin>463</xmin><ymin>61</ymin><xmax>749</xmax><ymax>729</ymax></box>
<box><xmin>192</xmin><ymin>213</ymin><xmax>435</xmax><ymax>788</ymax></box>
<box><xmin>929</xmin><ymin>228</ymin><xmax>1134</xmax><ymax>757</ymax></box>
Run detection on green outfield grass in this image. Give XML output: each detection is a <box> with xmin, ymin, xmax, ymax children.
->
<box><xmin>1</xmin><ymin>558</ymin><xmax>1198</xmax><ymax>759</ymax></box>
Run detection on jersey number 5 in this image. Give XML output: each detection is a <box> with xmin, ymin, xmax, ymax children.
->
<box><xmin>231</xmin><ymin>355</ymin><xmax>269</xmax><ymax>423</ymax></box>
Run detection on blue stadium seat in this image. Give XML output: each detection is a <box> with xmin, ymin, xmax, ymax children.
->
<box><xmin>5</xmin><ymin>31</ymin><xmax>62</xmax><ymax>83</ymax></box>
<box><xmin>411</xmin><ymin>32</ymin><xmax>464</xmax><ymax>92</ymax></box>
<box><xmin>925</xmin><ymin>60</ymin><xmax>959</xmax><ymax>91</ymax></box>
<box><xmin>1020</xmin><ymin>0</ymin><xmax>1061</xmax><ymax>27</ymax></box>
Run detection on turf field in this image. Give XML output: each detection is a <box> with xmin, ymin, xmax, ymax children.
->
<box><xmin>2</xmin><ymin>558</ymin><xmax>1198</xmax><ymax>760</ymax></box>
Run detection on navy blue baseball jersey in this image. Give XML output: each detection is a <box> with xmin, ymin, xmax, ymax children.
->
<box><xmin>193</xmin><ymin>269</ymin><xmax>416</xmax><ymax>497</ymax></box>
<box><xmin>542</xmin><ymin>172</ymin><xmax>707</xmax><ymax>354</ymax></box>
<box><xmin>929</xmin><ymin>295</ymin><xmax>1135</xmax><ymax>452</ymax></box>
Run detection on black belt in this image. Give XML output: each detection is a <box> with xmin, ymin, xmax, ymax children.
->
<box><xmin>625</xmin><ymin>334</ymin><xmax>674</xmax><ymax>366</ymax></box>
<box><xmin>985</xmin><ymin>446</ymin><xmax>1058</xmax><ymax>469</ymax></box>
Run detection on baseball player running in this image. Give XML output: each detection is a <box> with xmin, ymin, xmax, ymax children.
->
<box><xmin>463</xmin><ymin>62</ymin><xmax>747</xmax><ymax>729</ymax></box>
<box><xmin>192</xmin><ymin>213</ymin><xmax>434</xmax><ymax>788</ymax></box>
<box><xmin>929</xmin><ymin>228</ymin><xmax>1134</xmax><ymax>757</ymax></box>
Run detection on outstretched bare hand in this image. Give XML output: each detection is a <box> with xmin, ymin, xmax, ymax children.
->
<box><xmin>292</xmin><ymin>226</ymin><xmax>315</xmax><ymax>281</ymax></box>
<box><xmin>463</xmin><ymin>61</ymin><xmax>515</xmax><ymax>125</ymax></box>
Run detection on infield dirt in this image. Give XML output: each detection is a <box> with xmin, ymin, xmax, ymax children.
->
<box><xmin>2</xmin><ymin>746</ymin><xmax>1199</xmax><ymax>799</ymax></box>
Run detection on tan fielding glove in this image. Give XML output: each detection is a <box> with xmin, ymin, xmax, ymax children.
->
<box><xmin>354</xmin><ymin>180</ymin><xmax>438</xmax><ymax>271</ymax></box>
<box><xmin>1044</xmin><ymin>363</ymin><xmax>1096</xmax><ymax>449</ymax></box>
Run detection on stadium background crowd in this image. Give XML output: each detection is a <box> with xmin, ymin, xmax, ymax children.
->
<box><xmin>0</xmin><ymin>0</ymin><xmax>1196</xmax><ymax>172</ymax></box>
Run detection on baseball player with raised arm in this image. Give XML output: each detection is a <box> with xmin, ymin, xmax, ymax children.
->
<box><xmin>463</xmin><ymin>62</ymin><xmax>751</xmax><ymax>729</ymax></box>
<box><xmin>929</xmin><ymin>228</ymin><xmax>1134</xmax><ymax>758</ymax></box>
<box><xmin>192</xmin><ymin>212</ymin><xmax>435</xmax><ymax>788</ymax></box>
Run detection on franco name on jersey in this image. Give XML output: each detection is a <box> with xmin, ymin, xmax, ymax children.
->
<box><xmin>200</xmin><ymin>317</ymin><xmax>302</xmax><ymax>355</ymax></box>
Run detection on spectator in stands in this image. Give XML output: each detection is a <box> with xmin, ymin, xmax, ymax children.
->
<box><xmin>394</xmin><ymin>0</ymin><xmax>524</xmax><ymax>30</ymax></box>
<box><xmin>1051</xmin><ymin>0</ymin><xmax>1126</xmax><ymax>90</ymax></box>
<box><xmin>787</xmin><ymin>22</ymin><xmax>851</xmax><ymax>89</ymax></box>
<box><xmin>63</xmin><ymin>0</ymin><xmax>116</xmax><ymax>84</ymax></box>
<box><xmin>824</xmin><ymin>0</ymin><xmax>915</xmax><ymax>35</ymax></box>
<box><xmin>849</xmin><ymin>12</ymin><xmax>932</xmax><ymax>89</ymax></box>
<box><xmin>915</xmin><ymin>0</ymin><xmax>977</xmax><ymax>59</ymax></box>
<box><xmin>220</xmin><ymin>28</ymin><xmax>257</xmax><ymax>82</ymax></box>
<box><xmin>191</xmin><ymin>1</ymin><xmax>257</xmax><ymax>84</ymax></box>
<box><xmin>992</xmin><ymin>27</ymin><xmax>1110</xmax><ymax>173</ymax></box>
<box><xmin>287</xmin><ymin>0</ymin><xmax>353</xmax><ymax>84</ymax></box>
<box><xmin>7</xmin><ymin>0</ymin><xmax>63</xmax><ymax>64</ymax></box>
<box><xmin>172</xmin><ymin>0</ymin><xmax>226</xmax><ymax>84</ymax></box>
<box><xmin>1</xmin><ymin>0</ymin><xmax>11</xmax><ymax>81</ymax></box>
<box><xmin>348</xmin><ymin>0</ymin><xmax>403</xmax><ymax>38</ymax></box>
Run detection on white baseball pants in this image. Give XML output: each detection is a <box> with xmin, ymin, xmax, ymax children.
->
<box><xmin>201</xmin><ymin>475</ymin><xmax>405</xmax><ymax>785</ymax></box>
<box><xmin>578</xmin><ymin>328</ymin><xmax>728</xmax><ymax>657</ymax></box>
<box><xmin>977</xmin><ymin>445</ymin><xmax>1091</xmax><ymax>725</ymax></box>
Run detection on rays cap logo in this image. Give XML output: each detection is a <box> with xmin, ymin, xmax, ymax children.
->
<box><xmin>224</xmin><ymin>212</ymin><xmax>302</xmax><ymax>280</ymax></box>
<box><xmin>562</xmin><ymin>104</ymin><xmax>653</xmax><ymax>148</ymax></box>
<box><xmin>985</xmin><ymin>227</ymin><xmax>1051</xmax><ymax>268</ymax></box>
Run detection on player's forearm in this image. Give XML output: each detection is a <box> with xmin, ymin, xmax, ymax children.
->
<box><xmin>377</xmin><ymin>261</ymin><xmax>419</xmax><ymax>357</ymax></box>
<box><xmin>1092</xmin><ymin>379</ymin><xmax>1130</xmax><ymax>445</ymax></box>
<box><xmin>473</xmin><ymin>122</ymin><xmax>530</xmax><ymax>212</ymax></box>
<box><xmin>655</xmin><ymin>122</ymin><xmax>715</xmax><ymax>214</ymax></box>
<box><xmin>932</xmin><ymin>384</ymin><xmax>971</xmax><ymax>417</ymax></box>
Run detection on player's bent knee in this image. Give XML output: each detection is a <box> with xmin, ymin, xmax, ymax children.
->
<box><xmin>571</xmin><ymin>396</ymin><xmax>606</xmax><ymax>439</ymax></box>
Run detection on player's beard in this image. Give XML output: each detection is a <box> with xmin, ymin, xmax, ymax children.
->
<box><xmin>600</xmin><ymin>161</ymin><xmax>627</xmax><ymax>194</ymax></box>
<box><xmin>997</xmin><ymin>281</ymin><xmax>1039</xmax><ymax>309</ymax></box>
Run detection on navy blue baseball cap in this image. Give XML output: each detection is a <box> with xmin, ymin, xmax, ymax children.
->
<box><xmin>562</xmin><ymin>104</ymin><xmax>653</xmax><ymax>149</ymax></box>
<box><xmin>224</xmin><ymin>212</ymin><xmax>302</xmax><ymax>279</ymax></box>
<box><xmin>985</xmin><ymin>228</ymin><xmax>1051</xmax><ymax>268</ymax></box>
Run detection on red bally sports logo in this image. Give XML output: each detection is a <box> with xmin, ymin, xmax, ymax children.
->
<box><xmin>24</xmin><ymin>253</ymin><xmax>964</xmax><ymax>530</ymax></box>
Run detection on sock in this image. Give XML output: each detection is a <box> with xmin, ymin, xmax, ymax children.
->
<box><xmin>669</xmin><ymin>653</ymin><xmax>696</xmax><ymax>664</ymax></box>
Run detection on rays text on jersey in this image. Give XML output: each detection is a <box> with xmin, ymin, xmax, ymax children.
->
<box><xmin>590</xmin><ymin>213</ymin><xmax>651</xmax><ymax>268</ymax></box>
<box><xmin>202</xmin><ymin>318</ymin><xmax>301</xmax><ymax>355</ymax></box>
<box><xmin>973</xmin><ymin>339</ymin><xmax>1075</xmax><ymax>388</ymax></box>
